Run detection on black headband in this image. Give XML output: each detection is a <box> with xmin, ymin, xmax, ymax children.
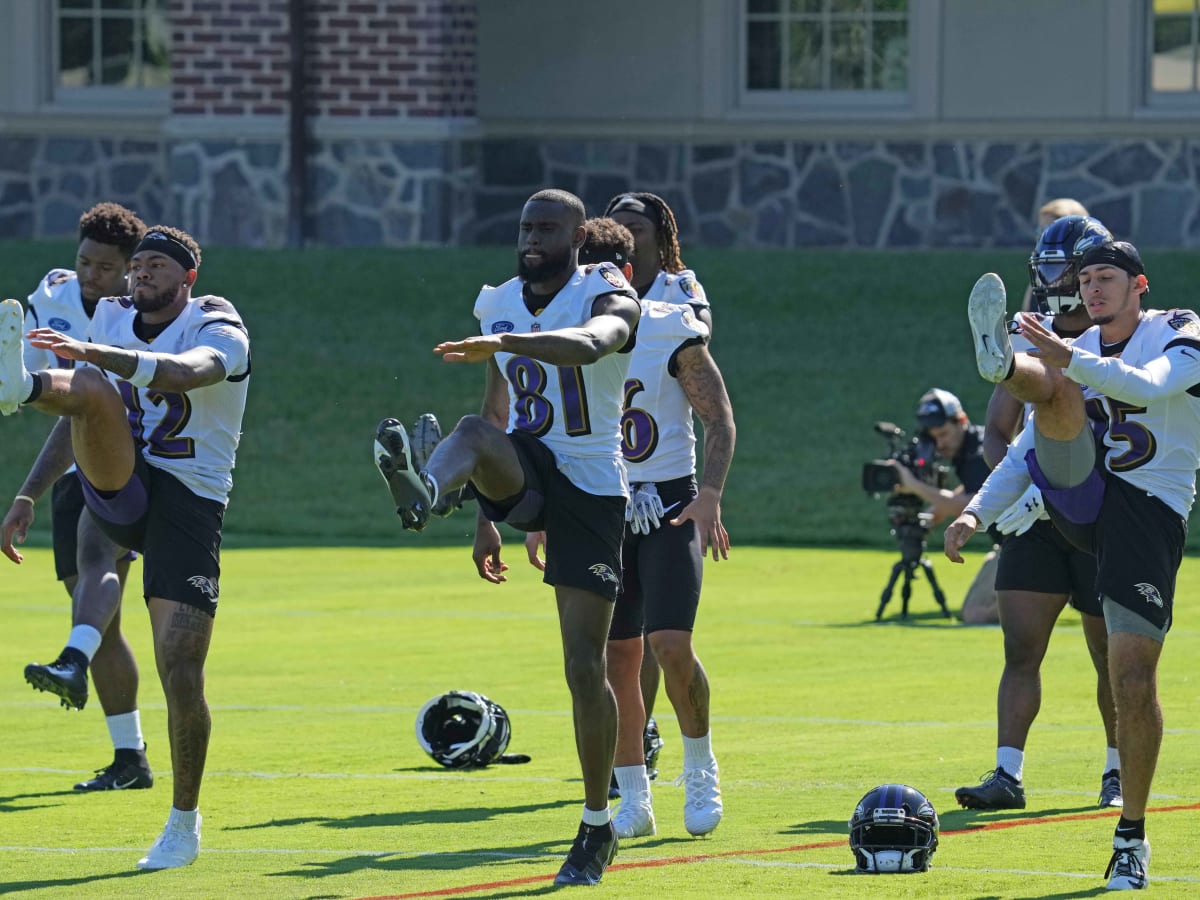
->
<box><xmin>608</xmin><ymin>196</ymin><xmax>656</xmax><ymax>222</ymax></box>
<box><xmin>579</xmin><ymin>243</ymin><xmax>628</xmax><ymax>266</ymax></box>
<box><xmin>134</xmin><ymin>231</ymin><xmax>197</xmax><ymax>271</ymax></box>
<box><xmin>1079</xmin><ymin>242</ymin><xmax>1144</xmax><ymax>278</ymax></box>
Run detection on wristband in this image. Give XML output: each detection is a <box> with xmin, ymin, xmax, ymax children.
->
<box><xmin>128</xmin><ymin>351</ymin><xmax>157</xmax><ymax>388</ymax></box>
<box><xmin>14</xmin><ymin>494</ymin><xmax>35</xmax><ymax>506</ymax></box>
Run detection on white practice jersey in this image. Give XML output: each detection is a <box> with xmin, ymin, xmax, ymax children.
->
<box><xmin>87</xmin><ymin>294</ymin><xmax>251</xmax><ymax>505</ymax></box>
<box><xmin>24</xmin><ymin>269</ymin><xmax>93</xmax><ymax>371</ymax></box>
<box><xmin>642</xmin><ymin>268</ymin><xmax>709</xmax><ymax>309</ymax></box>
<box><xmin>622</xmin><ymin>300</ymin><xmax>710</xmax><ymax>483</ymax></box>
<box><xmin>970</xmin><ymin>308</ymin><xmax>1200</xmax><ymax>523</ymax></box>
<box><xmin>474</xmin><ymin>263</ymin><xmax>637</xmax><ymax>497</ymax></box>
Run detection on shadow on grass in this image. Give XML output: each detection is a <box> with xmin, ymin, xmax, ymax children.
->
<box><xmin>1009</xmin><ymin>889</ymin><xmax>1106</xmax><ymax>900</ymax></box>
<box><xmin>782</xmin><ymin>819</ymin><xmax>846</xmax><ymax>837</ymax></box>
<box><xmin>0</xmin><ymin>870</ymin><xmax>146</xmax><ymax>894</ymax></box>
<box><xmin>0</xmin><ymin>788</ymin><xmax>81</xmax><ymax>813</ymax></box>
<box><xmin>229</xmin><ymin>797</ymin><xmax>579</xmax><ymax>831</ymax></box>
<box><xmin>940</xmin><ymin>803</ymin><xmax>1107</xmax><ymax>830</ymax></box>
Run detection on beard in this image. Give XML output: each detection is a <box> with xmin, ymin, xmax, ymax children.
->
<box><xmin>133</xmin><ymin>283</ymin><xmax>181</xmax><ymax>313</ymax></box>
<box><xmin>516</xmin><ymin>245</ymin><xmax>572</xmax><ymax>282</ymax></box>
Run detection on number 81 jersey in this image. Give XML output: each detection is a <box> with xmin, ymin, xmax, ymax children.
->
<box><xmin>474</xmin><ymin>264</ymin><xmax>636</xmax><ymax>497</ymax></box>
<box><xmin>87</xmin><ymin>294</ymin><xmax>251</xmax><ymax>505</ymax></box>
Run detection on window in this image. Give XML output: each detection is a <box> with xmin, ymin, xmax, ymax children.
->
<box><xmin>743</xmin><ymin>0</ymin><xmax>910</xmax><ymax>95</ymax></box>
<box><xmin>1149</xmin><ymin>0</ymin><xmax>1200</xmax><ymax>104</ymax></box>
<box><xmin>55</xmin><ymin>0</ymin><xmax>169</xmax><ymax>92</ymax></box>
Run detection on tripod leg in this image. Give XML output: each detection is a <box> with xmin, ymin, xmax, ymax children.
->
<box><xmin>877</xmin><ymin>561</ymin><xmax>906</xmax><ymax>620</ymax></box>
<box><xmin>901</xmin><ymin>564</ymin><xmax>914</xmax><ymax>617</ymax></box>
<box><xmin>920</xmin><ymin>558</ymin><xmax>952</xmax><ymax>618</ymax></box>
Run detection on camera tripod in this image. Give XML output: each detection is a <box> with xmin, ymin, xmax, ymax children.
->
<box><xmin>876</xmin><ymin>520</ymin><xmax>951</xmax><ymax>620</ymax></box>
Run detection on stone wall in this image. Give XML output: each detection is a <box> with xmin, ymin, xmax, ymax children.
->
<box><xmin>3</xmin><ymin>135</ymin><xmax>1200</xmax><ymax>249</ymax></box>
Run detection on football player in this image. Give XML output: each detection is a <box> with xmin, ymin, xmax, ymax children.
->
<box><xmin>374</xmin><ymin>189</ymin><xmax>640</xmax><ymax>887</ymax></box>
<box><xmin>957</xmin><ymin>215</ymin><xmax>1121</xmax><ymax>814</ymax></box>
<box><xmin>574</xmin><ymin>215</ymin><xmax>735</xmax><ymax>840</ymax></box>
<box><xmin>0</xmin><ymin>225</ymin><xmax>251</xmax><ymax>871</ymax></box>
<box><xmin>950</xmin><ymin>240</ymin><xmax>1198</xmax><ymax>890</ymax></box>
<box><xmin>1</xmin><ymin>202</ymin><xmax>156</xmax><ymax>792</ymax></box>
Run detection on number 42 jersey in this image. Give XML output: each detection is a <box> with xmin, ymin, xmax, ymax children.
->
<box><xmin>86</xmin><ymin>294</ymin><xmax>251</xmax><ymax>505</ymax></box>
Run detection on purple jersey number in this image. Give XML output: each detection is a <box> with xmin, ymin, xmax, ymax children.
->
<box><xmin>620</xmin><ymin>378</ymin><xmax>659</xmax><ymax>462</ymax></box>
<box><xmin>1086</xmin><ymin>396</ymin><xmax>1156</xmax><ymax>472</ymax></box>
<box><xmin>506</xmin><ymin>356</ymin><xmax>591</xmax><ymax>437</ymax></box>
<box><xmin>118</xmin><ymin>381</ymin><xmax>196</xmax><ymax>459</ymax></box>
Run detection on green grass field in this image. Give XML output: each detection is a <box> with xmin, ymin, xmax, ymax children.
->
<box><xmin>2</xmin><ymin>545</ymin><xmax>1198</xmax><ymax>898</ymax></box>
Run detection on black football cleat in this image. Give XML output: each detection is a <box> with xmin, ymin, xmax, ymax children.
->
<box><xmin>24</xmin><ymin>650</ymin><xmax>89</xmax><ymax>710</ymax></box>
<box><xmin>75</xmin><ymin>746</ymin><xmax>154</xmax><ymax>791</ymax></box>
<box><xmin>955</xmin><ymin>767</ymin><xmax>1026</xmax><ymax>810</ymax></box>
<box><xmin>374</xmin><ymin>417</ymin><xmax>431</xmax><ymax>531</ymax></box>
<box><xmin>410</xmin><ymin>413</ymin><xmax>464</xmax><ymax>517</ymax></box>
<box><xmin>554</xmin><ymin>821</ymin><xmax>617</xmax><ymax>886</ymax></box>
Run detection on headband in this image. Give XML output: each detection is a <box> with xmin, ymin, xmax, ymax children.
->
<box><xmin>608</xmin><ymin>196</ymin><xmax>656</xmax><ymax>223</ymax></box>
<box><xmin>1079</xmin><ymin>242</ymin><xmax>1144</xmax><ymax>278</ymax></box>
<box><xmin>134</xmin><ymin>231</ymin><xmax>197</xmax><ymax>271</ymax></box>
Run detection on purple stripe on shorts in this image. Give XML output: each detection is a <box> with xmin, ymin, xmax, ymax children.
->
<box><xmin>1024</xmin><ymin>448</ymin><xmax>1105</xmax><ymax>525</ymax></box>
<box><xmin>78</xmin><ymin>469</ymin><xmax>149</xmax><ymax>526</ymax></box>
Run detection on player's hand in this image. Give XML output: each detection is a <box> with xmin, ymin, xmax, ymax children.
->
<box><xmin>434</xmin><ymin>335</ymin><xmax>503</xmax><ymax>364</ymax></box>
<box><xmin>995</xmin><ymin>483</ymin><xmax>1044</xmax><ymax>536</ymax></box>
<box><xmin>1017</xmin><ymin>312</ymin><xmax>1073</xmax><ymax>368</ymax></box>
<box><xmin>943</xmin><ymin>513</ymin><xmax>979</xmax><ymax>564</ymax></box>
<box><xmin>628</xmin><ymin>483</ymin><xmax>666</xmax><ymax>534</ymax></box>
<box><xmin>1</xmin><ymin>498</ymin><xmax>34</xmax><ymax>564</ymax></box>
<box><xmin>473</xmin><ymin>519</ymin><xmax>508</xmax><ymax>583</ymax></box>
<box><xmin>524</xmin><ymin>531</ymin><xmax>547</xmax><ymax>571</ymax></box>
<box><xmin>26</xmin><ymin>328</ymin><xmax>88</xmax><ymax>363</ymax></box>
<box><xmin>670</xmin><ymin>487</ymin><xmax>730</xmax><ymax>561</ymax></box>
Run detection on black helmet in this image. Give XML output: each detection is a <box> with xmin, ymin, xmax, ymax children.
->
<box><xmin>415</xmin><ymin>691</ymin><xmax>512</xmax><ymax>768</ymax></box>
<box><xmin>1028</xmin><ymin>215</ymin><xmax>1113</xmax><ymax>314</ymax></box>
<box><xmin>848</xmin><ymin>784</ymin><xmax>939</xmax><ymax>873</ymax></box>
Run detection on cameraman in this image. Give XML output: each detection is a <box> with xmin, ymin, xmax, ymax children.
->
<box><xmin>889</xmin><ymin>388</ymin><xmax>998</xmax><ymax>622</ymax></box>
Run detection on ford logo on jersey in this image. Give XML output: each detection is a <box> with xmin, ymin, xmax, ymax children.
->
<box><xmin>48</xmin><ymin>317</ymin><xmax>71</xmax><ymax>331</ymax></box>
<box><xmin>491</xmin><ymin>321</ymin><xmax>514</xmax><ymax>333</ymax></box>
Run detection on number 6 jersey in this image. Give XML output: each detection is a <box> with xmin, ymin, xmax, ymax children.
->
<box><xmin>86</xmin><ymin>294</ymin><xmax>251</xmax><ymax>505</ymax></box>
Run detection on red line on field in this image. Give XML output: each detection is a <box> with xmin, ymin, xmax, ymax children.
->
<box><xmin>357</xmin><ymin>802</ymin><xmax>1200</xmax><ymax>900</ymax></box>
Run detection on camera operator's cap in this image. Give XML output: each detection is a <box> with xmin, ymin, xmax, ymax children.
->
<box><xmin>916</xmin><ymin>388</ymin><xmax>963</xmax><ymax>429</ymax></box>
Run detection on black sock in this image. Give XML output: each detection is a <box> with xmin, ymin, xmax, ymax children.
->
<box><xmin>24</xmin><ymin>372</ymin><xmax>43</xmax><ymax>405</ymax></box>
<box><xmin>1115</xmin><ymin>815</ymin><xmax>1145</xmax><ymax>842</ymax></box>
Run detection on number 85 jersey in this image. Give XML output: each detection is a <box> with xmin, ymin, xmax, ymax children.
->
<box><xmin>87</xmin><ymin>294</ymin><xmax>251</xmax><ymax>505</ymax></box>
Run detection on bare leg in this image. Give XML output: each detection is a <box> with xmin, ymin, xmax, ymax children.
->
<box><xmin>90</xmin><ymin>562</ymin><xmax>139</xmax><ymax>717</ymax></box>
<box><xmin>426</xmin><ymin>415</ymin><xmax>524</xmax><ymax>500</ymax></box>
<box><xmin>995</xmin><ymin>591</ymin><xmax>1067</xmax><ymax>749</ymax></box>
<box><xmin>148</xmin><ymin>598</ymin><xmax>213</xmax><ymax>810</ymax></box>
<box><xmin>607</xmin><ymin>637</ymin><xmax>645</xmax><ymax>767</ymax></box>
<box><xmin>1003</xmin><ymin>356</ymin><xmax>1087</xmax><ymax>441</ymax></box>
<box><xmin>1081</xmin><ymin>613</ymin><xmax>1118</xmax><ymax>747</ymax></box>
<box><xmin>1107</xmin><ymin>631</ymin><xmax>1163</xmax><ymax>821</ymax></box>
<box><xmin>649</xmin><ymin>629</ymin><xmax>710</xmax><ymax>738</ymax></box>
<box><xmin>557</xmin><ymin>585</ymin><xmax>617</xmax><ymax>812</ymax></box>
<box><xmin>30</xmin><ymin>368</ymin><xmax>136</xmax><ymax>490</ymax></box>
<box><xmin>639</xmin><ymin>633</ymin><xmax>660</xmax><ymax>719</ymax></box>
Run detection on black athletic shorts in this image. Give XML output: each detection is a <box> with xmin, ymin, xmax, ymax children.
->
<box><xmin>50</xmin><ymin>473</ymin><xmax>136</xmax><ymax>582</ymax></box>
<box><xmin>78</xmin><ymin>455</ymin><xmax>225</xmax><ymax>617</ymax></box>
<box><xmin>995</xmin><ymin>519</ymin><xmax>1101</xmax><ymax>615</ymax></box>
<box><xmin>474</xmin><ymin>430</ymin><xmax>625</xmax><ymax>601</ymax></box>
<box><xmin>1043</xmin><ymin>470</ymin><xmax>1184</xmax><ymax>633</ymax></box>
<box><xmin>609</xmin><ymin>476</ymin><xmax>703</xmax><ymax>640</ymax></box>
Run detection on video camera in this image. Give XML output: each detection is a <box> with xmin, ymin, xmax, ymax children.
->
<box><xmin>861</xmin><ymin>422</ymin><xmax>948</xmax><ymax>527</ymax></box>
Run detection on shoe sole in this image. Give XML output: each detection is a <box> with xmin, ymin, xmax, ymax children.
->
<box><xmin>954</xmin><ymin>789</ymin><xmax>1025</xmax><ymax>811</ymax></box>
<box><xmin>968</xmin><ymin>273</ymin><xmax>1012</xmax><ymax>383</ymax></box>
<box><xmin>0</xmin><ymin>299</ymin><xmax>26</xmax><ymax>416</ymax></box>
<box><xmin>374</xmin><ymin>418</ymin><xmax>430</xmax><ymax>532</ymax></box>
<box><xmin>685</xmin><ymin>814</ymin><xmax>722</xmax><ymax>836</ymax></box>
<box><xmin>411</xmin><ymin>413</ymin><xmax>465</xmax><ymax>517</ymax></box>
<box><xmin>24</xmin><ymin>666</ymin><xmax>87</xmax><ymax>710</ymax></box>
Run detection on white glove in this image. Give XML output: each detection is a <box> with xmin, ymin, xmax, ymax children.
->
<box><xmin>994</xmin><ymin>483</ymin><xmax>1046</xmax><ymax>536</ymax></box>
<box><xmin>628</xmin><ymin>483</ymin><xmax>666</xmax><ymax>535</ymax></box>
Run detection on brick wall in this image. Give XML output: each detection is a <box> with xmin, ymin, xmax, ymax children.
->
<box><xmin>169</xmin><ymin>0</ymin><xmax>477</xmax><ymax>118</ymax></box>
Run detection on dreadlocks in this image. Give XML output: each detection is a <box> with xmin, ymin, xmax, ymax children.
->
<box><xmin>603</xmin><ymin>192</ymin><xmax>685</xmax><ymax>274</ymax></box>
<box><xmin>78</xmin><ymin>202</ymin><xmax>147</xmax><ymax>260</ymax></box>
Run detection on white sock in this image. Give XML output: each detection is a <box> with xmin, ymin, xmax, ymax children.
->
<box><xmin>682</xmin><ymin>732</ymin><xmax>716</xmax><ymax>769</ymax></box>
<box><xmin>66</xmin><ymin>625</ymin><xmax>102</xmax><ymax>662</ymax></box>
<box><xmin>614</xmin><ymin>764</ymin><xmax>650</xmax><ymax>803</ymax></box>
<box><xmin>996</xmin><ymin>746</ymin><xmax>1024</xmax><ymax>782</ymax></box>
<box><xmin>423</xmin><ymin>471</ymin><xmax>440</xmax><ymax>506</ymax></box>
<box><xmin>1105</xmin><ymin>747</ymin><xmax>1121</xmax><ymax>773</ymax></box>
<box><xmin>168</xmin><ymin>806</ymin><xmax>199</xmax><ymax>831</ymax></box>
<box><xmin>581</xmin><ymin>804</ymin><xmax>610</xmax><ymax>827</ymax></box>
<box><xmin>106</xmin><ymin>711</ymin><xmax>145</xmax><ymax>752</ymax></box>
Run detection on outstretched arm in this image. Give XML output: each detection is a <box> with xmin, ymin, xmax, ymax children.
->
<box><xmin>27</xmin><ymin>330</ymin><xmax>235</xmax><ymax>392</ymax></box>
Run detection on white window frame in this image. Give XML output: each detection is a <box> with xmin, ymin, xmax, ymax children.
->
<box><xmin>1144</xmin><ymin>0</ymin><xmax>1200</xmax><ymax>111</ymax></box>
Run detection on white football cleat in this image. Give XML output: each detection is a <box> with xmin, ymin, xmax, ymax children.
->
<box><xmin>612</xmin><ymin>794</ymin><xmax>656</xmax><ymax>838</ymax></box>
<box><xmin>968</xmin><ymin>273</ymin><xmax>1014</xmax><ymax>383</ymax></box>
<box><xmin>136</xmin><ymin>813</ymin><xmax>201</xmax><ymax>870</ymax></box>
<box><xmin>677</xmin><ymin>763</ymin><xmax>723</xmax><ymax>836</ymax></box>
<box><xmin>0</xmin><ymin>299</ymin><xmax>28</xmax><ymax>416</ymax></box>
<box><xmin>1105</xmin><ymin>836</ymin><xmax>1149</xmax><ymax>890</ymax></box>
